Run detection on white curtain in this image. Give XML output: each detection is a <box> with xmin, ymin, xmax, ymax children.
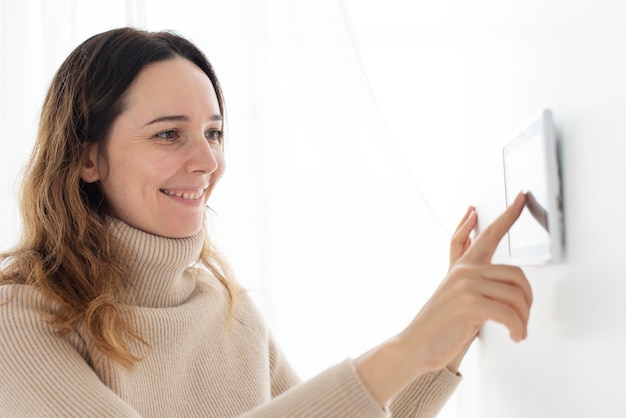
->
<box><xmin>0</xmin><ymin>1</ymin><xmax>459</xmax><ymax>416</ymax></box>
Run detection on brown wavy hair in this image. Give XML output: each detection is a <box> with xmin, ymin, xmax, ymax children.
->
<box><xmin>0</xmin><ymin>27</ymin><xmax>239</xmax><ymax>368</ymax></box>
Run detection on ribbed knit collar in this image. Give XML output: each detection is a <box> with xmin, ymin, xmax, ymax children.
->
<box><xmin>107</xmin><ymin>218</ymin><xmax>205</xmax><ymax>308</ymax></box>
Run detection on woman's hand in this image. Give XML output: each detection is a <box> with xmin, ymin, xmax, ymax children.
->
<box><xmin>355</xmin><ymin>192</ymin><xmax>533</xmax><ymax>406</ymax></box>
<box><xmin>402</xmin><ymin>192</ymin><xmax>532</xmax><ymax>371</ymax></box>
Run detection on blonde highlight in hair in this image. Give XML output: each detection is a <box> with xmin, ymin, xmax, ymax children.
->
<box><xmin>0</xmin><ymin>28</ymin><xmax>239</xmax><ymax>368</ymax></box>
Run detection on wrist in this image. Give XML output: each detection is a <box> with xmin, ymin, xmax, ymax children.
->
<box><xmin>354</xmin><ymin>335</ymin><xmax>428</xmax><ymax>407</ymax></box>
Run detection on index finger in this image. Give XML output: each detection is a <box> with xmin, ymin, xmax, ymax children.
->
<box><xmin>463</xmin><ymin>192</ymin><xmax>527</xmax><ymax>263</ymax></box>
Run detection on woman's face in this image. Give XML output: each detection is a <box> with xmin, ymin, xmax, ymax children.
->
<box><xmin>81</xmin><ymin>57</ymin><xmax>225</xmax><ymax>238</ymax></box>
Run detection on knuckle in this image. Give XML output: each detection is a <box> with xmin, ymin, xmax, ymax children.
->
<box><xmin>450</xmin><ymin>231</ymin><xmax>465</xmax><ymax>245</ymax></box>
<box><xmin>449</xmin><ymin>263</ymin><xmax>474</xmax><ymax>277</ymax></box>
<box><xmin>457</xmin><ymin>286</ymin><xmax>482</xmax><ymax>309</ymax></box>
<box><xmin>456</xmin><ymin>277</ymin><xmax>477</xmax><ymax>294</ymax></box>
<box><xmin>511</xmin><ymin>265</ymin><xmax>525</xmax><ymax>278</ymax></box>
<box><xmin>512</xmin><ymin>287</ymin><xmax>526</xmax><ymax>304</ymax></box>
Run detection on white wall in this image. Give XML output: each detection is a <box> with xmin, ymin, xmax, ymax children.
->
<box><xmin>350</xmin><ymin>1</ymin><xmax>626</xmax><ymax>416</ymax></box>
<box><xmin>408</xmin><ymin>1</ymin><xmax>624</xmax><ymax>417</ymax></box>
<box><xmin>460</xmin><ymin>2</ymin><xmax>625</xmax><ymax>417</ymax></box>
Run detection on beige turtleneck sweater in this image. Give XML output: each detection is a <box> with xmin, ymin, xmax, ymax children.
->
<box><xmin>0</xmin><ymin>219</ymin><xmax>460</xmax><ymax>417</ymax></box>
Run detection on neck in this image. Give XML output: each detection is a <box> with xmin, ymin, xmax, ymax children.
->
<box><xmin>107</xmin><ymin>218</ymin><xmax>205</xmax><ymax>308</ymax></box>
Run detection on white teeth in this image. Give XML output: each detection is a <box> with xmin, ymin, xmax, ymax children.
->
<box><xmin>161</xmin><ymin>189</ymin><xmax>205</xmax><ymax>200</ymax></box>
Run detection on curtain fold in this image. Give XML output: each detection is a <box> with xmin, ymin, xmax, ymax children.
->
<box><xmin>189</xmin><ymin>0</ymin><xmax>451</xmax><ymax>381</ymax></box>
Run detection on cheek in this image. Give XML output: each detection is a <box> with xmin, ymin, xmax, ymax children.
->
<box><xmin>99</xmin><ymin>151</ymin><xmax>163</xmax><ymax>197</ymax></box>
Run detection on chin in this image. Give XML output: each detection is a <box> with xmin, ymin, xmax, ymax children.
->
<box><xmin>166</xmin><ymin>221</ymin><xmax>204</xmax><ymax>239</ymax></box>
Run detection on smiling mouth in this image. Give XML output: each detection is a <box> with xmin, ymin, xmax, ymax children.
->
<box><xmin>160</xmin><ymin>188</ymin><xmax>206</xmax><ymax>200</ymax></box>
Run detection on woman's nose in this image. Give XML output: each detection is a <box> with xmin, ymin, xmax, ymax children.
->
<box><xmin>186</xmin><ymin>133</ymin><xmax>220</xmax><ymax>174</ymax></box>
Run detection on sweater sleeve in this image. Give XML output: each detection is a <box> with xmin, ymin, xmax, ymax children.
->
<box><xmin>242</xmin><ymin>358</ymin><xmax>388</xmax><ymax>418</ymax></box>
<box><xmin>388</xmin><ymin>368</ymin><xmax>461</xmax><ymax>417</ymax></box>
<box><xmin>0</xmin><ymin>285</ymin><xmax>141</xmax><ymax>417</ymax></box>
<box><xmin>242</xmin><ymin>315</ymin><xmax>460</xmax><ymax>418</ymax></box>
<box><xmin>243</xmin><ymin>356</ymin><xmax>460</xmax><ymax>418</ymax></box>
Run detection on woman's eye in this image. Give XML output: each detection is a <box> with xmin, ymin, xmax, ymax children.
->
<box><xmin>206</xmin><ymin>129</ymin><xmax>224</xmax><ymax>144</ymax></box>
<box><xmin>156</xmin><ymin>130</ymin><xmax>179</xmax><ymax>141</ymax></box>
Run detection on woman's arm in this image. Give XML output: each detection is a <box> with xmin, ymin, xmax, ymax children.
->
<box><xmin>355</xmin><ymin>193</ymin><xmax>532</xmax><ymax>407</ymax></box>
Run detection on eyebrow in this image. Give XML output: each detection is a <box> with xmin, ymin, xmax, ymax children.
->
<box><xmin>143</xmin><ymin>114</ymin><xmax>222</xmax><ymax>126</ymax></box>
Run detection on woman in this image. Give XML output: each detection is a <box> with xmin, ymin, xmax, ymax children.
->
<box><xmin>0</xmin><ymin>28</ymin><xmax>531</xmax><ymax>417</ymax></box>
